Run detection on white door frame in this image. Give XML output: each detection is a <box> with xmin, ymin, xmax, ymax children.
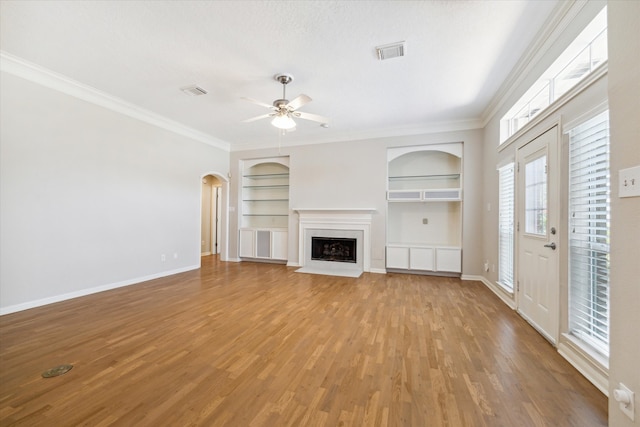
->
<box><xmin>515</xmin><ymin>124</ymin><xmax>561</xmax><ymax>344</ymax></box>
<box><xmin>200</xmin><ymin>172</ymin><xmax>229</xmax><ymax>262</ymax></box>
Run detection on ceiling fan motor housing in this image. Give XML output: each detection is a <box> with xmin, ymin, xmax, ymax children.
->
<box><xmin>273</xmin><ymin>99</ymin><xmax>289</xmax><ymax>108</ymax></box>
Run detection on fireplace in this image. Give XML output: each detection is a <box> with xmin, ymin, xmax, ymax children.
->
<box><xmin>311</xmin><ymin>237</ymin><xmax>357</xmax><ymax>263</ymax></box>
<box><xmin>293</xmin><ymin>208</ymin><xmax>375</xmax><ymax>277</ymax></box>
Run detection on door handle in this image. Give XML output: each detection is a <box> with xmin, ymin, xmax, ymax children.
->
<box><xmin>544</xmin><ymin>242</ymin><xmax>556</xmax><ymax>250</ymax></box>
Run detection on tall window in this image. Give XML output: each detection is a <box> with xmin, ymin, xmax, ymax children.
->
<box><xmin>568</xmin><ymin>110</ymin><xmax>610</xmax><ymax>357</ymax></box>
<box><xmin>498</xmin><ymin>163</ymin><xmax>515</xmax><ymax>291</ymax></box>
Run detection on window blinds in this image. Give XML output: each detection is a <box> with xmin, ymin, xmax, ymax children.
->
<box><xmin>568</xmin><ymin>110</ymin><xmax>610</xmax><ymax>357</ymax></box>
<box><xmin>498</xmin><ymin>163</ymin><xmax>515</xmax><ymax>290</ymax></box>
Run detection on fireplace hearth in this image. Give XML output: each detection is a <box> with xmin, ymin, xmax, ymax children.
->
<box><xmin>311</xmin><ymin>237</ymin><xmax>357</xmax><ymax>263</ymax></box>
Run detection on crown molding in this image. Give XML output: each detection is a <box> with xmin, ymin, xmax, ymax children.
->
<box><xmin>0</xmin><ymin>51</ymin><xmax>230</xmax><ymax>152</ymax></box>
<box><xmin>480</xmin><ymin>0</ymin><xmax>595</xmax><ymax>127</ymax></box>
<box><xmin>230</xmin><ymin>118</ymin><xmax>483</xmax><ymax>152</ymax></box>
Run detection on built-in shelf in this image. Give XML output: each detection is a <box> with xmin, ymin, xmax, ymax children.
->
<box><xmin>243</xmin><ymin>173</ymin><xmax>290</xmax><ymax>179</ymax></box>
<box><xmin>386</xmin><ymin>144</ymin><xmax>463</xmax><ymax>275</ymax></box>
<box><xmin>242</xmin><ymin>184</ymin><xmax>289</xmax><ymax>189</ymax></box>
<box><xmin>243</xmin><ymin>214</ymin><xmax>289</xmax><ymax>217</ymax></box>
<box><xmin>243</xmin><ymin>199</ymin><xmax>289</xmax><ymax>202</ymax></box>
<box><xmin>240</xmin><ymin>158</ymin><xmax>290</xmax><ymax>260</ymax></box>
<box><xmin>388</xmin><ymin>173</ymin><xmax>460</xmax><ymax>181</ymax></box>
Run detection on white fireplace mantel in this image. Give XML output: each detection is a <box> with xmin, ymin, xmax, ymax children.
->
<box><xmin>293</xmin><ymin>208</ymin><xmax>375</xmax><ymax>276</ymax></box>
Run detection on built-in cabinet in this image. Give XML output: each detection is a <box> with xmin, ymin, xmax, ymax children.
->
<box><xmin>239</xmin><ymin>157</ymin><xmax>289</xmax><ymax>262</ymax></box>
<box><xmin>386</xmin><ymin>143</ymin><xmax>462</xmax><ymax>274</ymax></box>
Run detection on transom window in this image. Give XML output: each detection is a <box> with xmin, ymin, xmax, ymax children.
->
<box><xmin>500</xmin><ymin>7</ymin><xmax>607</xmax><ymax>144</ymax></box>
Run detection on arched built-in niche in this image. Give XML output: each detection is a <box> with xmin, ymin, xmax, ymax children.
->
<box><xmin>386</xmin><ymin>143</ymin><xmax>463</xmax><ymax>275</ymax></box>
<box><xmin>238</xmin><ymin>156</ymin><xmax>289</xmax><ymax>262</ymax></box>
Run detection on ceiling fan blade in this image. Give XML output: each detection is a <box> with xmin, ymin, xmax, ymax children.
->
<box><xmin>242</xmin><ymin>113</ymin><xmax>273</xmax><ymax>123</ymax></box>
<box><xmin>241</xmin><ymin>97</ymin><xmax>275</xmax><ymax>109</ymax></box>
<box><xmin>294</xmin><ymin>111</ymin><xmax>329</xmax><ymax>124</ymax></box>
<box><xmin>286</xmin><ymin>94</ymin><xmax>312</xmax><ymax>110</ymax></box>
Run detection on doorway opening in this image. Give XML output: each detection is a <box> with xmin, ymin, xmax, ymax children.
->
<box><xmin>201</xmin><ymin>174</ymin><xmax>226</xmax><ymax>260</ymax></box>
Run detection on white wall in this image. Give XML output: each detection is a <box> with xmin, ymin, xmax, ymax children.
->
<box><xmin>230</xmin><ymin>129</ymin><xmax>484</xmax><ymax>276</ymax></box>
<box><xmin>0</xmin><ymin>70</ymin><xmax>229</xmax><ymax>313</ymax></box>
<box><xmin>608</xmin><ymin>1</ymin><xmax>640</xmax><ymax>425</ymax></box>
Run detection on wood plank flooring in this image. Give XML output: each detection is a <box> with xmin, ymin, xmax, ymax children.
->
<box><xmin>0</xmin><ymin>256</ymin><xmax>607</xmax><ymax>426</ymax></box>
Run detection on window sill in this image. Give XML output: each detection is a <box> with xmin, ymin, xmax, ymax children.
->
<box><xmin>558</xmin><ymin>333</ymin><xmax>609</xmax><ymax>395</ymax></box>
<box><xmin>496</xmin><ymin>281</ymin><xmax>514</xmax><ymax>295</ymax></box>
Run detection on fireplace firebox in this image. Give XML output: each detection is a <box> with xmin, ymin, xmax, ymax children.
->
<box><xmin>311</xmin><ymin>237</ymin><xmax>357</xmax><ymax>263</ymax></box>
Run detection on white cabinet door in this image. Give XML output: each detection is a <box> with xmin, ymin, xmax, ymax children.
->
<box><xmin>410</xmin><ymin>247</ymin><xmax>434</xmax><ymax>271</ymax></box>
<box><xmin>239</xmin><ymin>229</ymin><xmax>255</xmax><ymax>258</ymax></box>
<box><xmin>271</xmin><ymin>230</ymin><xmax>288</xmax><ymax>260</ymax></box>
<box><xmin>436</xmin><ymin>248</ymin><xmax>461</xmax><ymax>272</ymax></box>
<box><xmin>386</xmin><ymin>246</ymin><xmax>409</xmax><ymax>269</ymax></box>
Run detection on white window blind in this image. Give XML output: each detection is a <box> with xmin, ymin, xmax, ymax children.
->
<box><xmin>568</xmin><ymin>110</ymin><xmax>610</xmax><ymax>357</ymax></box>
<box><xmin>498</xmin><ymin>163</ymin><xmax>515</xmax><ymax>290</ymax></box>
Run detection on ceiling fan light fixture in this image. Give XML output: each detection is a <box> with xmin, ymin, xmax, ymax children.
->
<box><xmin>271</xmin><ymin>114</ymin><xmax>296</xmax><ymax>130</ymax></box>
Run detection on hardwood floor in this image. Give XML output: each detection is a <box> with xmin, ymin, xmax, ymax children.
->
<box><xmin>0</xmin><ymin>256</ymin><xmax>607</xmax><ymax>426</ymax></box>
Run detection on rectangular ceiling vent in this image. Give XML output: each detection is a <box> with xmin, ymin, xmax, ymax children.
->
<box><xmin>376</xmin><ymin>41</ymin><xmax>406</xmax><ymax>61</ymax></box>
<box><xmin>180</xmin><ymin>85</ymin><xmax>208</xmax><ymax>96</ymax></box>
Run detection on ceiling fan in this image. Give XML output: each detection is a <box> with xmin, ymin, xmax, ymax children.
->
<box><xmin>242</xmin><ymin>73</ymin><xmax>329</xmax><ymax>130</ymax></box>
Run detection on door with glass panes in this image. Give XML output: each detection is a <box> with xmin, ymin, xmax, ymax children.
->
<box><xmin>517</xmin><ymin>126</ymin><xmax>560</xmax><ymax>344</ymax></box>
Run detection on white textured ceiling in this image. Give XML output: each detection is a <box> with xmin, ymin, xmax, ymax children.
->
<box><xmin>0</xmin><ymin>0</ymin><xmax>559</xmax><ymax>150</ymax></box>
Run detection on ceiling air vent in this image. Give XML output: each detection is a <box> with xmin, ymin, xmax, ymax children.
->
<box><xmin>180</xmin><ymin>85</ymin><xmax>208</xmax><ymax>96</ymax></box>
<box><xmin>376</xmin><ymin>41</ymin><xmax>406</xmax><ymax>60</ymax></box>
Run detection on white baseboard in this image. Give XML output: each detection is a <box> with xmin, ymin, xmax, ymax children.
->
<box><xmin>558</xmin><ymin>338</ymin><xmax>609</xmax><ymax>396</ymax></box>
<box><xmin>462</xmin><ymin>274</ymin><xmax>516</xmax><ymax>310</ymax></box>
<box><xmin>226</xmin><ymin>257</ymin><xmax>241</xmax><ymax>262</ymax></box>
<box><xmin>0</xmin><ymin>264</ymin><xmax>199</xmax><ymax>315</ymax></box>
<box><xmin>286</xmin><ymin>261</ymin><xmax>301</xmax><ymax>267</ymax></box>
<box><xmin>369</xmin><ymin>268</ymin><xmax>387</xmax><ymax>274</ymax></box>
<box><xmin>200</xmin><ymin>251</ymin><xmax>212</xmax><ymax>256</ymax></box>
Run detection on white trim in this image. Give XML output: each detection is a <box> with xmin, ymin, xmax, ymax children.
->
<box><xmin>387</xmin><ymin>142</ymin><xmax>463</xmax><ymax>162</ymax></box>
<box><xmin>0</xmin><ymin>51</ymin><xmax>230</xmax><ymax>152</ymax></box>
<box><xmin>482</xmin><ymin>0</ymin><xmax>593</xmax><ymax>127</ymax></box>
<box><xmin>0</xmin><ymin>265</ymin><xmax>199</xmax><ymax>316</ymax></box>
<box><xmin>464</xmin><ymin>275</ymin><xmax>517</xmax><ymax>310</ymax></box>
<box><xmin>496</xmin><ymin>156</ymin><xmax>516</xmax><ymax>170</ymax></box>
<box><xmin>369</xmin><ymin>268</ymin><xmax>387</xmax><ymax>275</ymax></box>
<box><xmin>558</xmin><ymin>334</ymin><xmax>609</xmax><ymax>396</ymax></box>
<box><xmin>562</xmin><ymin>100</ymin><xmax>609</xmax><ymax>133</ymax></box>
<box><xmin>498</xmin><ymin>62</ymin><xmax>607</xmax><ymax>152</ymax></box>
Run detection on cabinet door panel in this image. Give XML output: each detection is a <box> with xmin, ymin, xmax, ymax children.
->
<box><xmin>386</xmin><ymin>247</ymin><xmax>409</xmax><ymax>269</ymax></box>
<box><xmin>271</xmin><ymin>230</ymin><xmax>288</xmax><ymax>260</ymax></box>
<box><xmin>239</xmin><ymin>229</ymin><xmax>255</xmax><ymax>258</ymax></box>
<box><xmin>436</xmin><ymin>248</ymin><xmax>461</xmax><ymax>272</ymax></box>
<box><xmin>410</xmin><ymin>247</ymin><xmax>434</xmax><ymax>271</ymax></box>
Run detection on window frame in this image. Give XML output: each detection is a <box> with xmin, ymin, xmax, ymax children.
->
<box><xmin>566</xmin><ymin>109</ymin><xmax>611</xmax><ymax>359</ymax></box>
<box><xmin>497</xmin><ymin>162</ymin><xmax>515</xmax><ymax>292</ymax></box>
